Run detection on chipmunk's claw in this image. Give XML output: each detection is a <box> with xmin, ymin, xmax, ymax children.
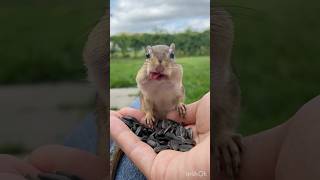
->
<box><xmin>144</xmin><ymin>113</ymin><xmax>156</xmax><ymax>128</ymax></box>
<box><xmin>176</xmin><ymin>103</ymin><xmax>187</xmax><ymax>118</ymax></box>
<box><xmin>216</xmin><ymin>133</ymin><xmax>243</xmax><ymax>179</ymax></box>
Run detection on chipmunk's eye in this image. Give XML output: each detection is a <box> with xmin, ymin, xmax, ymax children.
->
<box><xmin>146</xmin><ymin>53</ymin><xmax>150</xmax><ymax>59</ymax></box>
<box><xmin>170</xmin><ymin>53</ymin><xmax>175</xmax><ymax>59</ymax></box>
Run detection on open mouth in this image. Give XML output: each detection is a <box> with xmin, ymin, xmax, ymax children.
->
<box><xmin>149</xmin><ymin>72</ymin><xmax>167</xmax><ymax>80</ymax></box>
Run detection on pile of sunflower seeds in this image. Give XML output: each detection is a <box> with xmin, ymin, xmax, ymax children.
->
<box><xmin>121</xmin><ymin>116</ymin><xmax>195</xmax><ymax>153</ymax></box>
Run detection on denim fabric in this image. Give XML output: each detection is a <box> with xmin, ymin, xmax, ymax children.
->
<box><xmin>64</xmin><ymin>113</ymin><xmax>97</xmax><ymax>154</ymax></box>
<box><xmin>64</xmin><ymin>97</ymin><xmax>145</xmax><ymax>180</ymax></box>
<box><xmin>114</xmin><ymin>98</ymin><xmax>146</xmax><ymax>180</ymax></box>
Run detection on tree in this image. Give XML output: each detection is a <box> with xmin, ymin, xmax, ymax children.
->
<box><xmin>128</xmin><ymin>35</ymin><xmax>143</xmax><ymax>58</ymax></box>
<box><xmin>110</xmin><ymin>29</ymin><xmax>210</xmax><ymax>59</ymax></box>
<box><xmin>111</xmin><ymin>33</ymin><xmax>130</xmax><ymax>58</ymax></box>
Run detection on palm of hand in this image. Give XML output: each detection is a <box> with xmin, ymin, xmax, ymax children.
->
<box><xmin>110</xmin><ymin>93</ymin><xmax>210</xmax><ymax>180</ymax></box>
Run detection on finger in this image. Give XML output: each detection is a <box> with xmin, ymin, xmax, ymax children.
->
<box><xmin>221</xmin><ymin>146</ymin><xmax>234</xmax><ymax>178</ymax></box>
<box><xmin>0</xmin><ymin>154</ymin><xmax>40</xmax><ymax>178</ymax></box>
<box><xmin>228</xmin><ymin>141</ymin><xmax>241</xmax><ymax>175</ymax></box>
<box><xmin>167</xmin><ymin>92</ymin><xmax>210</xmax><ymax>125</ymax></box>
<box><xmin>233</xmin><ymin>134</ymin><xmax>244</xmax><ymax>153</ymax></box>
<box><xmin>176</xmin><ymin>106</ymin><xmax>181</xmax><ymax>117</ymax></box>
<box><xmin>178</xmin><ymin>106</ymin><xmax>183</xmax><ymax>118</ymax></box>
<box><xmin>0</xmin><ymin>173</ymin><xmax>26</xmax><ymax>180</ymax></box>
<box><xmin>27</xmin><ymin>145</ymin><xmax>106</xmax><ymax>180</ymax></box>
<box><xmin>214</xmin><ymin>147</ymin><xmax>221</xmax><ymax>175</ymax></box>
<box><xmin>182</xmin><ymin>104</ymin><xmax>187</xmax><ymax>118</ymax></box>
<box><xmin>167</xmin><ymin>101</ymin><xmax>199</xmax><ymax>125</ymax></box>
<box><xmin>183</xmin><ymin>125</ymin><xmax>199</xmax><ymax>143</ymax></box>
<box><xmin>177</xmin><ymin>136</ymin><xmax>210</xmax><ymax>178</ymax></box>
<box><xmin>117</xmin><ymin>107</ymin><xmax>146</xmax><ymax>124</ymax></box>
<box><xmin>110</xmin><ymin>113</ymin><xmax>156</xmax><ymax>178</ymax></box>
<box><xmin>151</xmin><ymin>138</ymin><xmax>210</xmax><ymax>180</ymax></box>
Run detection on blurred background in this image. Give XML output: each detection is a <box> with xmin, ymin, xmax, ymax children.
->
<box><xmin>0</xmin><ymin>0</ymin><xmax>105</xmax><ymax>155</ymax></box>
<box><xmin>3</xmin><ymin>0</ymin><xmax>318</xmax><ymax>157</ymax></box>
<box><xmin>110</xmin><ymin>0</ymin><xmax>210</xmax><ymax>110</ymax></box>
<box><xmin>222</xmin><ymin>0</ymin><xmax>320</xmax><ymax>135</ymax></box>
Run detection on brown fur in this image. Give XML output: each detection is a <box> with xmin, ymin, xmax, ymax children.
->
<box><xmin>136</xmin><ymin>44</ymin><xmax>185</xmax><ymax>126</ymax></box>
<box><xmin>82</xmin><ymin>7</ymin><xmax>241</xmax><ymax>179</ymax></box>
<box><xmin>212</xmin><ymin>8</ymin><xmax>242</xmax><ymax>179</ymax></box>
<box><xmin>110</xmin><ymin>44</ymin><xmax>186</xmax><ymax>179</ymax></box>
<box><xmin>83</xmin><ymin>14</ymin><xmax>108</xmax><ymax>178</ymax></box>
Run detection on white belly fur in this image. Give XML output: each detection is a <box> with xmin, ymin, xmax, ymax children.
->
<box><xmin>140</xmin><ymin>79</ymin><xmax>181</xmax><ymax>118</ymax></box>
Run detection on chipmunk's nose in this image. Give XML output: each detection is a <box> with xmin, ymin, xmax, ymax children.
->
<box><xmin>155</xmin><ymin>65</ymin><xmax>164</xmax><ymax>73</ymax></box>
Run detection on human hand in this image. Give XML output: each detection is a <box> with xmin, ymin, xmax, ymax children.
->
<box><xmin>0</xmin><ymin>154</ymin><xmax>40</xmax><ymax>180</ymax></box>
<box><xmin>27</xmin><ymin>145</ymin><xmax>107</xmax><ymax>180</ymax></box>
<box><xmin>0</xmin><ymin>145</ymin><xmax>107</xmax><ymax>180</ymax></box>
<box><xmin>110</xmin><ymin>92</ymin><xmax>210</xmax><ymax>180</ymax></box>
<box><xmin>0</xmin><ymin>145</ymin><xmax>106</xmax><ymax>180</ymax></box>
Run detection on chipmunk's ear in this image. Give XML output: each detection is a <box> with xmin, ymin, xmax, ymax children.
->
<box><xmin>169</xmin><ymin>43</ymin><xmax>175</xmax><ymax>59</ymax></box>
<box><xmin>145</xmin><ymin>45</ymin><xmax>152</xmax><ymax>59</ymax></box>
<box><xmin>169</xmin><ymin>43</ymin><xmax>175</xmax><ymax>52</ymax></box>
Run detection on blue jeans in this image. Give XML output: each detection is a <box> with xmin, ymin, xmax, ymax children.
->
<box><xmin>64</xmin><ymin>98</ymin><xmax>146</xmax><ymax>180</ymax></box>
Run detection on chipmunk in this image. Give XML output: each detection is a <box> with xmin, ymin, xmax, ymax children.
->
<box><xmin>212</xmin><ymin>8</ymin><xmax>243</xmax><ymax>179</ymax></box>
<box><xmin>110</xmin><ymin>43</ymin><xmax>186</xmax><ymax>179</ymax></box>
<box><xmin>136</xmin><ymin>43</ymin><xmax>186</xmax><ymax>126</ymax></box>
<box><xmin>83</xmin><ymin>14</ymin><xmax>108</xmax><ymax>162</ymax></box>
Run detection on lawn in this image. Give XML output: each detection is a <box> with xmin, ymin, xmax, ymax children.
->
<box><xmin>0</xmin><ymin>0</ymin><xmax>105</xmax><ymax>84</ymax></box>
<box><xmin>224</xmin><ymin>0</ymin><xmax>320</xmax><ymax>135</ymax></box>
<box><xmin>2</xmin><ymin>0</ymin><xmax>320</xmax><ymax>137</ymax></box>
<box><xmin>110</xmin><ymin>56</ymin><xmax>210</xmax><ymax>104</ymax></box>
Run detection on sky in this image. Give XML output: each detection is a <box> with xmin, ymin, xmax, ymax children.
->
<box><xmin>110</xmin><ymin>0</ymin><xmax>210</xmax><ymax>35</ymax></box>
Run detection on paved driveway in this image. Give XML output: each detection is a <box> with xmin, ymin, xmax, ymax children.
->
<box><xmin>0</xmin><ymin>82</ymin><xmax>95</xmax><ymax>152</ymax></box>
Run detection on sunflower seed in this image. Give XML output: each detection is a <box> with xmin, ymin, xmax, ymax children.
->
<box><xmin>168</xmin><ymin>140</ymin><xmax>180</xmax><ymax>150</ymax></box>
<box><xmin>180</xmin><ymin>127</ymin><xmax>186</xmax><ymax>138</ymax></box>
<box><xmin>140</xmin><ymin>135</ymin><xmax>148</xmax><ymax>142</ymax></box>
<box><xmin>179</xmin><ymin>144</ymin><xmax>193</xmax><ymax>152</ymax></box>
<box><xmin>175</xmin><ymin>127</ymin><xmax>180</xmax><ymax>136</ymax></box>
<box><xmin>165</xmin><ymin>132</ymin><xmax>179</xmax><ymax>141</ymax></box>
<box><xmin>135</xmin><ymin>126</ymin><xmax>142</xmax><ymax>136</ymax></box>
<box><xmin>183</xmin><ymin>139</ymin><xmax>196</xmax><ymax>145</ymax></box>
<box><xmin>121</xmin><ymin>118</ymin><xmax>132</xmax><ymax>127</ymax></box>
<box><xmin>163</xmin><ymin>124</ymin><xmax>171</xmax><ymax>134</ymax></box>
<box><xmin>147</xmin><ymin>139</ymin><xmax>157</xmax><ymax>148</ymax></box>
<box><xmin>161</xmin><ymin>120</ymin><xmax>167</xmax><ymax>129</ymax></box>
<box><xmin>154</xmin><ymin>145</ymin><xmax>169</xmax><ymax>153</ymax></box>
<box><xmin>187</xmin><ymin>128</ymin><xmax>193</xmax><ymax>139</ymax></box>
<box><xmin>122</xmin><ymin>116</ymin><xmax>138</xmax><ymax>121</ymax></box>
<box><xmin>120</xmin><ymin>116</ymin><xmax>196</xmax><ymax>153</ymax></box>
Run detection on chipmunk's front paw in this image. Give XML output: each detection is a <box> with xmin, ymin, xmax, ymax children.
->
<box><xmin>216</xmin><ymin>133</ymin><xmax>243</xmax><ymax>179</ymax></box>
<box><xmin>144</xmin><ymin>113</ymin><xmax>156</xmax><ymax>127</ymax></box>
<box><xmin>176</xmin><ymin>103</ymin><xmax>187</xmax><ymax>118</ymax></box>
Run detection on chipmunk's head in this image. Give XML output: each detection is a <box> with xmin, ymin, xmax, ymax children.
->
<box><xmin>145</xmin><ymin>43</ymin><xmax>176</xmax><ymax>80</ymax></box>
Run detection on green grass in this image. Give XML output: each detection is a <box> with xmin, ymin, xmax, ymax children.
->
<box><xmin>110</xmin><ymin>56</ymin><xmax>210</xmax><ymax>104</ymax></box>
<box><xmin>0</xmin><ymin>0</ymin><xmax>106</xmax><ymax>84</ymax></box>
<box><xmin>2</xmin><ymin>0</ymin><xmax>319</xmax><ymax>138</ymax></box>
<box><xmin>223</xmin><ymin>0</ymin><xmax>320</xmax><ymax>135</ymax></box>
